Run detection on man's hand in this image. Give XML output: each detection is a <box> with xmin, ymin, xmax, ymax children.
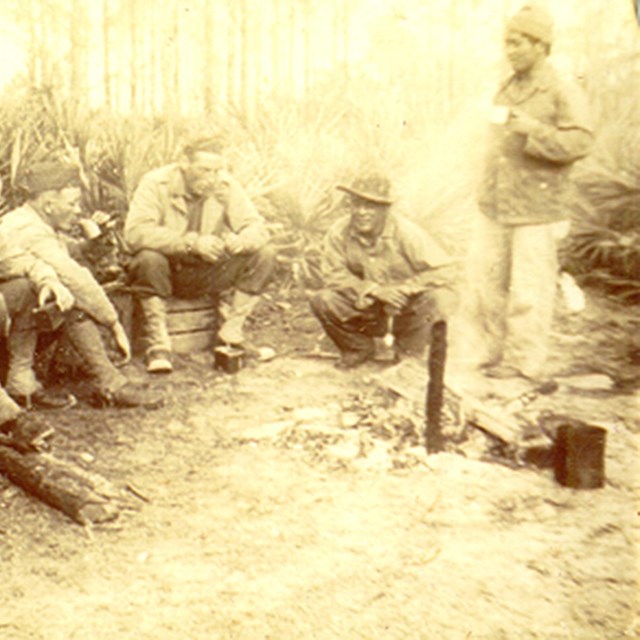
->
<box><xmin>110</xmin><ymin>320</ymin><xmax>131</xmax><ymax>365</ymax></box>
<box><xmin>194</xmin><ymin>235</ymin><xmax>226</xmax><ymax>263</ymax></box>
<box><xmin>39</xmin><ymin>281</ymin><xmax>75</xmax><ymax>312</ymax></box>
<box><xmin>368</xmin><ymin>285</ymin><xmax>409</xmax><ymax>311</ymax></box>
<box><xmin>508</xmin><ymin>108</ymin><xmax>539</xmax><ymax>135</ymax></box>
<box><xmin>224</xmin><ymin>233</ymin><xmax>245</xmax><ymax>256</ymax></box>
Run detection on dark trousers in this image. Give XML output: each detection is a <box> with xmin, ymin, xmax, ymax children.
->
<box><xmin>310</xmin><ymin>287</ymin><xmax>453</xmax><ymax>357</ymax></box>
<box><xmin>127</xmin><ymin>247</ymin><xmax>276</xmax><ymax>299</ymax></box>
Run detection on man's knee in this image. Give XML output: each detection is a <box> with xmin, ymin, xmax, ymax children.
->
<box><xmin>128</xmin><ymin>250</ymin><xmax>172</xmax><ymax>296</ymax></box>
<box><xmin>235</xmin><ymin>245</ymin><xmax>277</xmax><ymax>294</ymax></box>
<box><xmin>309</xmin><ymin>289</ymin><xmax>335</xmax><ymax>317</ymax></box>
<box><xmin>129</xmin><ymin>250</ymin><xmax>170</xmax><ymax>275</ymax></box>
<box><xmin>0</xmin><ymin>278</ymin><xmax>37</xmax><ymax>316</ymax></box>
<box><xmin>250</xmin><ymin>245</ymin><xmax>277</xmax><ymax>279</ymax></box>
<box><xmin>412</xmin><ymin>287</ymin><xmax>457</xmax><ymax>322</ymax></box>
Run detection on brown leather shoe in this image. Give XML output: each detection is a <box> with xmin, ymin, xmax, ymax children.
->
<box><xmin>11</xmin><ymin>389</ymin><xmax>76</xmax><ymax>410</ymax></box>
<box><xmin>335</xmin><ymin>349</ymin><xmax>375</xmax><ymax>370</ymax></box>
<box><xmin>95</xmin><ymin>384</ymin><xmax>164</xmax><ymax>410</ymax></box>
<box><xmin>0</xmin><ymin>413</ymin><xmax>55</xmax><ymax>452</ymax></box>
<box><xmin>484</xmin><ymin>365</ymin><xmax>557</xmax><ymax>392</ymax></box>
<box><xmin>145</xmin><ymin>349</ymin><xmax>173</xmax><ymax>374</ymax></box>
<box><xmin>483</xmin><ymin>364</ymin><xmax>523</xmax><ymax>379</ymax></box>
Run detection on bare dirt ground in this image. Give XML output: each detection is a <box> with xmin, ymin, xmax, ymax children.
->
<box><xmin>0</xmin><ymin>287</ymin><xmax>638</xmax><ymax>640</ymax></box>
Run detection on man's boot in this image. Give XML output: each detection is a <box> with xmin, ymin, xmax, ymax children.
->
<box><xmin>66</xmin><ymin>318</ymin><xmax>163</xmax><ymax>409</ymax></box>
<box><xmin>0</xmin><ymin>388</ymin><xmax>22</xmax><ymax>428</ymax></box>
<box><xmin>139</xmin><ymin>296</ymin><xmax>173</xmax><ymax>373</ymax></box>
<box><xmin>217</xmin><ymin>290</ymin><xmax>260</xmax><ymax>347</ymax></box>
<box><xmin>5</xmin><ymin>329</ymin><xmax>74</xmax><ymax>409</ymax></box>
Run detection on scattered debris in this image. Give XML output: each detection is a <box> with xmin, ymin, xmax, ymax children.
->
<box><xmin>560</xmin><ymin>373</ymin><xmax>615</xmax><ymax>392</ymax></box>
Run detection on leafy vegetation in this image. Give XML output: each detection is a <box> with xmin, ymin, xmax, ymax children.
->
<box><xmin>0</xmin><ymin>38</ymin><xmax>638</xmax><ymax>301</ymax></box>
<box><xmin>565</xmin><ymin>53</ymin><xmax>640</xmax><ymax>303</ymax></box>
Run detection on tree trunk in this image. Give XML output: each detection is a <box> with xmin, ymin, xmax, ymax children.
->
<box><xmin>271</xmin><ymin>0</ymin><xmax>282</xmax><ymax>96</ymax></box>
<box><xmin>70</xmin><ymin>0</ymin><xmax>86</xmax><ymax>96</ymax></box>
<box><xmin>102</xmin><ymin>0</ymin><xmax>111</xmax><ymax>109</ymax></box>
<box><xmin>226</xmin><ymin>0</ymin><xmax>237</xmax><ymax>107</ymax></box>
<box><xmin>303</xmin><ymin>3</ymin><xmax>313</xmax><ymax>94</ymax></box>
<box><xmin>203</xmin><ymin>0</ymin><xmax>216</xmax><ymax>113</ymax></box>
<box><xmin>239</xmin><ymin>0</ymin><xmax>252</xmax><ymax>121</ymax></box>
<box><xmin>0</xmin><ymin>446</ymin><xmax>126</xmax><ymax>525</ymax></box>
<box><xmin>129</xmin><ymin>0</ymin><xmax>138</xmax><ymax>110</ymax></box>
<box><xmin>342</xmin><ymin>0</ymin><xmax>350</xmax><ymax>82</ymax></box>
<box><xmin>162</xmin><ymin>0</ymin><xmax>180</xmax><ymax>117</ymax></box>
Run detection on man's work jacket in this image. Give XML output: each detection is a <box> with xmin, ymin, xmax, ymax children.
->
<box><xmin>479</xmin><ymin>62</ymin><xmax>593</xmax><ymax>226</ymax></box>
<box><xmin>0</xmin><ymin>228</ymin><xmax>61</xmax><ymax>337</ymax></box>
<box><xmin>124</xmin><ymin>164</ymin><xmax>269</xmax><ymax>257</ymax></box>
<box><xmin>321</xmin><ymin>212</ymin><xmax>454</xmax><ymax>303</ymax></box>
<box><xmin>0</xmin><ymin>205</ymin><xmax>119</xmax><ymax>327</ymax></box>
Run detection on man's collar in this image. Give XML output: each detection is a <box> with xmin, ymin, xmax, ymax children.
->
<box><xmin>500</xmin><ymin>60</ymin><xmax>553</xmax><ymax>96</ymax></box>
<box><xmin>167</xmin><ymin>165</ymin><xmax>189</xmax><ymax>199</ymax></box>
<box><xmin>23</xmin><ymin>201</ymin><xmax>59</xmax><ymax>232</ymax></box>
<box><xmin>347</xmin><ymin>212</ymin><xmax>395</xmax><ymax>245</ymax></box>
<box><xmin>505</xmin><ymin>60</ymin><xmax>552</xmax><ymax>92</ymax></box>
<box><xmin>24</xmin><ymin>202</ymin><xmax>46</xmax><ymax>222</ymax></box>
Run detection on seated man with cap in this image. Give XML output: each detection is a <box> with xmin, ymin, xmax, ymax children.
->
<box><xmin>0</xmin><ymin>161</ymin><xmax>159</xmax><ymax>408</ymax></box>
<box><xmin>310</xmin><ymin>173</ymin><xmax>456</xmax><ymax>370</ymax></box>
<box><xmin>124</xmin><ymin>138</ymin><xmax>276</xmax><ymax>373</ymax></box>
<box><xmin>0</xmin><ymin>230</ymin><xmax>76</xmax><ymax>449</ymax></box>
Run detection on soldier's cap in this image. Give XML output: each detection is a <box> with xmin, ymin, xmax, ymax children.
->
<box><xmin>507</xmin><ymin>4</ymin><xmax>554</xmax><ymax>45</ymax></box>
<box><xmin>336</xmin><ymin>173</ymin><xmax>393</xmax><ymax>206</ymax></box>
<box><xmin>21</xmin><ymin>161</ymin><xmax>82</xmax><ymax>196</ymax></box>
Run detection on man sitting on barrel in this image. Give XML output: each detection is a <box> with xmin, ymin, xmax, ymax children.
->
<box><xmin>124</xmin><ymin>138</ymin><xmax>276</xmax><ymax>373</ymax></box>
<box><xmin>0</xmin><ymin>161</ymin><xmax>158</xmax><ymax>408</ymax></box>
<box><xmin>310</xmin><ymin>173</ymin><xmax>456</xmax><ymax>370</ymax></box>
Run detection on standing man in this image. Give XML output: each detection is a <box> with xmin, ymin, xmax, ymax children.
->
<box><xmin>0</xmin><ymin>162</ymin><xmax>158</xmax><ymax>408</ymax></box>
<box><xmin>124</xmin><ymin>138</ymin><xmax>276</xmax><ymax>373</ymax></box>
<box><xmin>474</xmin><ymin>4</ymin><xmax>593</xmax><ymax>381</ymax></box>
<box><xmin>310</xmin><ymin>173</ymin><xmax>455</xmax><ymax>370</ymax></box>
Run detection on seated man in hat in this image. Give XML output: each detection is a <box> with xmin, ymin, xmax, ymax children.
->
<box><xmin>0</xmin><ymin>161</ymin><xmax>159</xmax><ymax>408</ymax></box>
<box><xmin>0</xmin><ymin>232</ymin><xmax>76</xmax><ymax>448</ymax></box>
<box><xmin>124</xmin><ymin>138</ymin><xmax>276</xmax><ymax>373</ymax></box>
<box><xmin>310</xmin><ymin>174</ymin><xmax>456</xmax><ymax>370</ymax></box>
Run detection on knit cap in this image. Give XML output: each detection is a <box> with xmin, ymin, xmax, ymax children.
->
<box><xmin>507</xmin><ymin>4</ymin><xmax>554</xmax><ymax>45</ymax></box>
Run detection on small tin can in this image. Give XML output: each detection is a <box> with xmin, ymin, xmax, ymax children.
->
<box><xmin>554</xmin><ymin>422</ymin><xmax>606</xmax><ymax>489</ymax></box>
<box><xmin>214</xmin><ymin>345</ymin><xmax>245</xmax><ymax>373</ymax></box>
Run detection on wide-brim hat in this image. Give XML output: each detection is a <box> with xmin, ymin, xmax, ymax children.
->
<box><xmin>336</xmin><ymin>173</ymin><xmax>393</xmax><ymax>205</ymax></box>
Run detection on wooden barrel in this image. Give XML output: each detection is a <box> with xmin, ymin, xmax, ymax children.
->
<box><xmin>554</xmin><ymin>421</ymin><xmax>607</xmax><ymax>489</ymax></box>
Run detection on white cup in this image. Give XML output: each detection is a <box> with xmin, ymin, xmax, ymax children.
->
<box><xmin>78</xmin><ymin>219</ymin><xmax>102</xmax><ymax>240</ymax></box>
<box><xmin>490</xmin><ymin>105</ymin><xmax>510</xmax><ymax>125</ymax></box>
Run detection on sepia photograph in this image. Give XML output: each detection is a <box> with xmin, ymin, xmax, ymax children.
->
<box><xmin>0</xmin><ymin>1</ymin><xmax>638</xmax><ymax>638</ymax></box>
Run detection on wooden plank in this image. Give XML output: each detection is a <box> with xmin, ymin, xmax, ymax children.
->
<box><xmin>167</xmin><ymin>307</ymin><xmax>217</xmax><ymax>333</ymax></box>
<box><xmin>167</xmin><ymin>297</ymin><xmax>217</xmax><ymax>313</ymax></box>
<box><xmin>375</xmin><ymin>361</ymin><xmax>526</xmax><ymax>446</ymax></box>
<box><xmin>171</xmin><ymin>330</ymin><xmax>216</xmax><ymax>353</ymax></box>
